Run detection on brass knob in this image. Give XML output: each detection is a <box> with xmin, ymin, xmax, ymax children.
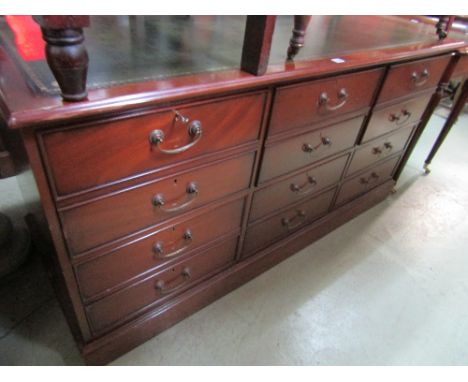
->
<box><xmin>319</xmin><ymin>92</ymin><xmax>329</xmax><ymax>105</ymax></box>
<box><xmin>155</xmin><ymin>279</ymin><xmax>165</xmax><ymax>290</ymax></box>
<box><xmin>302</xmin><ymin>143</ymin><xmax>314</xmax><ymax>153</ymax></box>
<box><xmin>182</xmin><ymin>266</ymin><xmax>191</xmax><ymax>278</ymax></box>
<box><xmin>188</xmin><ymin>120</ymin><xmax>202</xmax><ymax>137</ymax></box>
<box><xmin>183</xmin><ymin>229</ymin><xmax>193</xmax><ymax>241</ymax></box>
<box><xmin>322</xmin><ymin>136</ymin><xmax>332</xmax><ymax>146</ymax></box>
<box><xmin>338</xmin><ymin>88</ymin><xmax>348</xmax><ymax>99</ymax></box>
<box><xmin>153</xmin><ymin>242</ymin><xmax>164</xmax><ymax>254</ymax></box>
<box><xmin>389</xmin><ymin>114</ymin><xmax>400</xmax><ymax>122</ymax></box>
<box><xmin>290</xmin><ymin>184</ymin><xmax>301</xmax><ymax>192</ymax></box>
<box><xmin>152</xmin><ymin>194</ymin><xmax>165</xmax><ymax>207</ymax></box>
<box><xmin>186</xmin><ymin>182</ymin><xmax>198</xmax><ymax>194</ymax></box>
<box><xmin>307</xmin><ymin>176</ymin><xmax>317</xmax><ymax>185</ymax></box>
<box><xmin>149</xmin><ymin>130</ymin><xmax>165</xmax><ymax>145</ymax></box>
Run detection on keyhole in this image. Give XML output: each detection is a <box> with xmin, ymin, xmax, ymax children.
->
<box><xmin>174</xmin><ymin>178</ymin><xmax>178</xmax><ymax>184</ymax></box>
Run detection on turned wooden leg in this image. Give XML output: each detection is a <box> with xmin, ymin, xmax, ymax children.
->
<box><xmin>424</xmin><ymin>78</ymin><xmax>468</xmax><ymax>173</ymax></box>
<box><xmin>33</xmin><ymin>16</ymin><xmax>90</xmax><ymax>102</ymax></box>
<box><xmin>436</xmin><ymin>15</ymin><xmax>455</xmax><ymax>40</ymax></box>
<box><xmin>287</xmin><ymin>16</ymin><xmax>311</xmax><ymax>61</ymax></box>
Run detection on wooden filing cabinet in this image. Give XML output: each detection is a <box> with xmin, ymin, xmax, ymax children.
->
<box><xmin>24</xmin><ymin>56</ymin><xmax>453</xmax><ymax>363</ymax></box>
<box><xmin>0</xmin><ymin>18</ymin><xmax>464</xmax><ymax>363</ymax></box>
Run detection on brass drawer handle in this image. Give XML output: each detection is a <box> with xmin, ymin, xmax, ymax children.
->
<box><xmin>290</xmin><ymin>175</ymin><xmax>317</xmax><ymax>195</ymax></box>
<box><xmin>372</xmin><ymin>142</ymin><xmax>393</xmax><ymax>156</ymax></box>
<box><xmin>397</xmin><ymin>109</ymin><xmax>411</xmax><ymax>126</ymax></box>
<box><xmin>281</xmin><ymin>210</ymin><xmax>307</xmax><ymax>230</ymax></box>
<box><xmin>149</xmin><ymin>111</ymin><xmax>203</xmax><ymax>155</ymax></box>
<box><xmin>383</xmin><ymin>142</ymin><xmax>393</xmax><ymax>151</ymax></box>
<box><xmin>319</xmin><ymin>88</ymin><xmax>348</xmax><ymax>111</ymax></box>
<box><xmin>411</xmin><ymin>69</ymin><xmax>430</xmax><ymax>87</ymax></box>
<box><xmin>372</xmin><ymin>147</ymin><xmax>383</xmax><ymax>155</ymax></box>
<box><xmin>360</xmin><ymin>172</ymin><xmax>379</xmax><ymax>185</ymax></box>
<box><xmin>153</xmin><ymin>229</ymin><xmax>193</xmax><ymax>259</ymax></box>
<box><xmin>155</xmin><ymin>266</ymin><xmax>191</xmax><ymax>295</ymax></box>
<box><xmin>152</xmin><ymin>182</ymin><xmax>198</xmax><ymax>212</ymax></box>
<box><xmin>302</xmin><ymin>136</ymin><xmax>333</xmax><ymax>154</ymax></box>
<box><xmin>389</xmin><ymin>109</ymin><xmax>411</xmax><ymax>126</ymax></box>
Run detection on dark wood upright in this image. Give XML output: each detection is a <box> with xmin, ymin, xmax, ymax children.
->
<box><xmin>424</xmin><ymin>78</ymin><xmax>468</xmax><ymax>173</ymax></box>
<box><xmin>240</xmin><ymin>16</ymin><xmax>277</xmax><ymax>76</ymax></box>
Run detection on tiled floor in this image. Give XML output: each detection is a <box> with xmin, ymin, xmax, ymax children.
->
<box><xmin>0</xmin><ymin>111</ymin><xmax>467</xmax><ymax>365</ymax></box>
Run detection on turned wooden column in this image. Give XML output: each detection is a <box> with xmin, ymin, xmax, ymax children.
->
<box><xmin>33</xmin><ymin>16</ymin><xmax>90</xmax><ymax>102</ymax></box>
<box><xmin>287</xmin><ymin>16</ymin><xmax>311</xmax><ymax>60</ymax></box>
<box><xmin>435</xmin><ymin>16</ymin><xmax>455</xmax><ymax>40</ymax></box>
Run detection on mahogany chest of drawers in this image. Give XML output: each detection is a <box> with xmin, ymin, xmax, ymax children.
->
<box><xmin>1</xmin><ymin>16</ymin><xmax>467</xmax><ymax>365</ymax></box>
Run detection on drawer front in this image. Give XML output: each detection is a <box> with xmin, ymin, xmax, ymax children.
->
<box><xmin>259</xmin><ymin>116</ymin><xmax>363</xmax><ymax>183</ymax></box>
<box><xmin>42</xmin><ymin>92</ymin><xmax>266</xmax><ymax>196</ymax></box>
<box><xmin>76</xmin><ymin>198</ymin><xmax>244</xmax><ymax>301</ymax></box>
<box><xmin>86</xmin><ymin>236</ymin><xmax>238</xmax><ymax>334</ymax></box>
<box><xmin>378</xmin><ymin>55</ymin><xmax>450</xmax><ymax>103</ymax></box>
<box><xmin>335</xmin><ymin>156</ymin><xmax>400</xmax><ymax>206</ymax></box>
<box><xmin>250</xmin><ymin>154</ymin><xmax>348</xmax><ymax>222</ymax></box>
<box><xmin>243</xmin><ymin>188</ymin><xmax>335</xmax><ymax>255</ymax></box>
<box><xmin>269</xmin><ymin>68</ymin><xmax>383</xmax><ymax>135</ymax></box>
<box><xmin>362</xmin><ymin>94</ymin><xmax>431</xmax><ymax>142</ymax></box>
<box><xmin>347</xmin><ymin>126</ymin><xmax>414</xmax><ymax>176</ymax></box>
<box><xmin>61</xmin><ymin>153</ymin><xmax>254</xmax><ymax>255</ymax></box>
